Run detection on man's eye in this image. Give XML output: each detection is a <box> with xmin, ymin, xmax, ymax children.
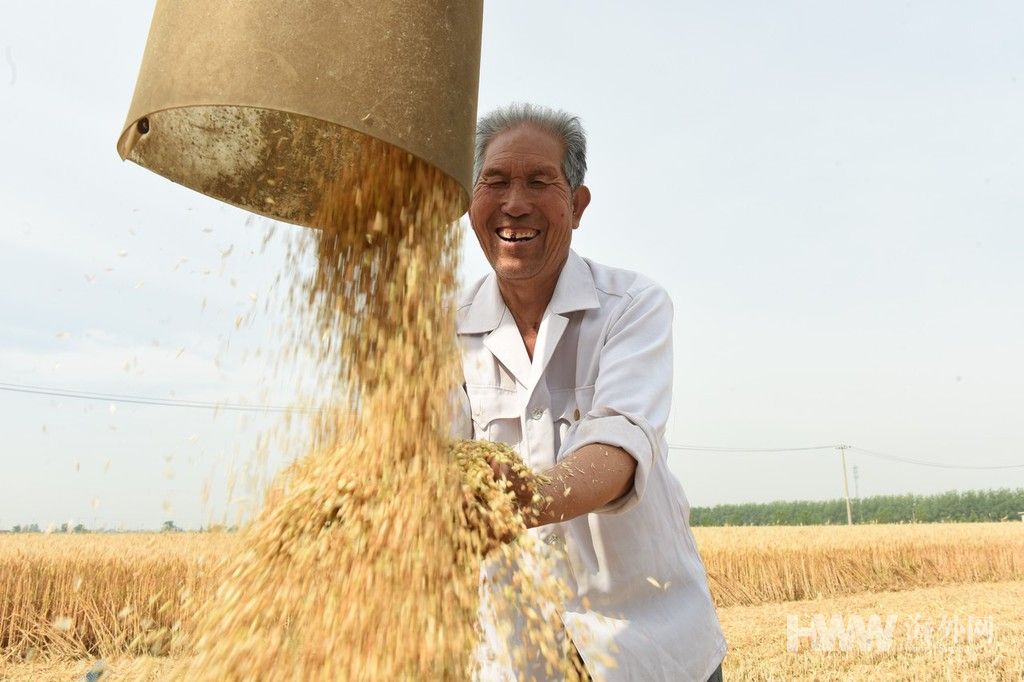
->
<box><xmin>528</xmin><ymin>180</ymin><xmax>549</xmax><ymax>189</ymax></box>
<box><xmin>487</xmin><ymin>180</ymin><xmax>509</xmax><ymax>189</ymax></box>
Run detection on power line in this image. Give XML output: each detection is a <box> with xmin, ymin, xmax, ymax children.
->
<box><xmin>669</xmin><ymin>441</ymin><xmax>1024</xmax><ymax>471</ymax></box>
<box><xmin>0</xmin><ymin>381</ymin><xmax>319</xmax><ymax>414</ymax></box>
<box><xmin>3</xmin><ymin>381</ymin><xmax>1023</xmax><ymax>471</ymax></box>
<box><xmin>851</xmin><ymin>446</ymin><xmax>1024</xmax><ymax>471</ymax></box>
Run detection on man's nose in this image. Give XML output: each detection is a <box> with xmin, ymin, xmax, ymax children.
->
<box><xmin>500</xmin><ymin>180</ymin><xmax>531</xmax><ymax>218</ymax></box>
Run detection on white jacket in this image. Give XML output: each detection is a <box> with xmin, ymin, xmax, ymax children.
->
<box><xmin>455</xmin><ymin>251</ymin><xmax>727</xmax><ymax>681</ymax></box>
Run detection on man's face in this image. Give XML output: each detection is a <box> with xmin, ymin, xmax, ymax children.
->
<box><xmin>469</xmin><ymin>124</ymin><xmax>590</xmax><ymax>288</ymax></box>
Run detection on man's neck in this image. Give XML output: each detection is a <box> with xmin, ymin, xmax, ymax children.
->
<box><xmin>496</xmin><ymin>271</ymin><xmax>560</xmax><ymax>359</ymax></box>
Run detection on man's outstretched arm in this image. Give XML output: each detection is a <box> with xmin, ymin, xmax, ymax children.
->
<box><xmin>491</xmin><ymin>443</ymin><xmax>637</xmax><ymax>528</ymax></box>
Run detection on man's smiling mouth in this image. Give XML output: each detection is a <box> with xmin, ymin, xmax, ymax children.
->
<box><xmin>497</xmin><ymin>228</ymin><xmax>540</xmax><ymax>243</ymax></box>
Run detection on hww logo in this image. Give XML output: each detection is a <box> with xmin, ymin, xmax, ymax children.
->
<box><xmin>787</xmin><ymin>613</ymin><xmax>899</xmax><ymax>652</ymax></box>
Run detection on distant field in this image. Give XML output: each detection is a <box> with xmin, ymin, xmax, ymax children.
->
<box><xmin>693</xmin><ymin>522</ymin><xmax>1024</xmax><ymax>605</ymax></box>
<box><xmin>2</xmin><ymin>523</ymin><xmax>1022</xmax><ymax>680</ymax></box>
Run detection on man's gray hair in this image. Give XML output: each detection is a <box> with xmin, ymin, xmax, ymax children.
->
<box><xmin>473</xmin><ymin>103</ymin><xmax>588</xmax><ymax>191</ymax></box>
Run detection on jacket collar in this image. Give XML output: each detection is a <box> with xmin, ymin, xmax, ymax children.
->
<box><xmin>457</xmin><ymin>250</ymin><xmax>600</xmax><ymax>334</ymax></box>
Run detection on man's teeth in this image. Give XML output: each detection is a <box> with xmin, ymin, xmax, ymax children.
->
<box><xmin>498</xmin><ymin>228</ymin><xmax>539</xmax><ymax>242</ymax></box>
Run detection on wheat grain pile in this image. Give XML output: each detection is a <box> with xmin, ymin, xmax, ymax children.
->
<box><xmin>168</xmin><ymin>137</ymin><xmax>575</xmax><ymax>680</ymax></box>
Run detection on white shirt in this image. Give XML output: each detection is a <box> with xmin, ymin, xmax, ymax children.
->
<box><xmin>454</xmin><ymin>251</ymin><xmax>727</xmax><ymax>682</ymax></box>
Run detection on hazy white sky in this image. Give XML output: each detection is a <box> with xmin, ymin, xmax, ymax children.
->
<box><xmin>2</xmin><ymin>1</ymin><xmax>1022</xmax><ymax>530</ymax></box>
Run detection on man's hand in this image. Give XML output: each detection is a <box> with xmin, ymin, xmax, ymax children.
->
<box><xmin>487</xmin><ymin>456</ymin><xmax>543</xmax><ymax>527</ymax></box>
<box><xmin>454</xmin><ymin>439</ymin><xmax>544</xmax><ymax>552</ymax></box>
<box><xmin>488</xmin><ymin>443</ymin><xmax>637</xmax><ymax>529</ymax></box>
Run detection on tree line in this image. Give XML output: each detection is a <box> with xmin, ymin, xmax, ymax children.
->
<box><xmin>689</xmin><ymin>488</ymin><xmax>1024</xmax><ymax>526</ymax></box>
<box><xmin>7</xmin><ymin>523</ymin><xmax>84</xmax><ymax>533</ymax></box>
<box><xmin>6</xmin><ymin>490</ymin><xmax>1024</xmax><ymax>531</ymax></box>
<box><xmin>3</xmin><ymin>520</ymin><xmax>186</xmax><ymax>533</ymax></box>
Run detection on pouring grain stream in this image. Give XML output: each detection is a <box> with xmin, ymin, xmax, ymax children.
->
<box><xmin>173</xmin><ymin>138</ymin><xmax>579</xmax><ymax>680</ymax></box>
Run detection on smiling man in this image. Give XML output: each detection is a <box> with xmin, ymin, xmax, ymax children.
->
<box><xmin>454</xmin><ymin>103</ymin><xmax>726</xmax><ymax>681</ymax></box>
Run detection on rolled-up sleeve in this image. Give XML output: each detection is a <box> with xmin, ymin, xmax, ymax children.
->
<box><xmin>562</xmin><ymin>283</ymin><xmax>673</xmax><ymax>514</ymax></box>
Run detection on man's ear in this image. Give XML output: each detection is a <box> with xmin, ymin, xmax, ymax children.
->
<box><xmin>571</xmin><ymin>185</ymin><xmax>592</xmax><ymax>229</ymax></box>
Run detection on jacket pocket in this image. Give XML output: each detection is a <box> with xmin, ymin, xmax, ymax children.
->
<box><xmin>573</xmin><ymin>384</ymin><xmax>596</xmax><ymax>416</ymax></box>
<box><xmin>465</xmin><ymin>385</ymin><xmax>521</xmax><ymax>446</ymax></box>
<box><xmin>551</xmin><ymin>385</ymin><xmax>597</xmax><ymax>460</ymax></box>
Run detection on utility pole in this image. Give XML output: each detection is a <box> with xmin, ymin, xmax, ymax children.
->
<box><xmin>852</xmin><ymin>464</ymin><xmax>860</xmax><ymax>523</ymax></box>
<box><xmin>837</xmin><ymin>444</ymin><xmax>853</xmax><ymax>525</ymax></box>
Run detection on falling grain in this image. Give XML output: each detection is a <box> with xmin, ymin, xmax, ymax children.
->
<box><xmin>170</xmin><ymin>137</ymin><xmax>576</xmax><ymax>680</ymax></box>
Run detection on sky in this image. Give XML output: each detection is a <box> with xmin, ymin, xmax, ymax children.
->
<box><xmin>1</xmin><ymin>1</ymin><xmax>1022</xmax><ymax>530</ymax></box>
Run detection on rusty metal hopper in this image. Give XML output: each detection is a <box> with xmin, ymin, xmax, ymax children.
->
<box><xmin>117</xmin><ymin>0</ymin><xmax>482</xmax><ymax>226</ymax></box>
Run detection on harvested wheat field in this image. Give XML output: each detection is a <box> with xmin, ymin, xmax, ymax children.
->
<box><xmin>692</xmin><ymin>522</ymin><xmax>1024</xmax><ymax>606</ymax></box>
<box><xmin>718</xmin><ymin>580</ymin><xmax>1024</xmax><ymax>681</ymax></box>
<box><xmin>3</xmin><ymin>523</ymin><xmax>1022</xmax><ymax>680</ymax></box>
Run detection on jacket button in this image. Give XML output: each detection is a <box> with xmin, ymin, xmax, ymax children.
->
<box><xmin>530</xmin><ymin>408</ymin><xmax>543</xmax><ymax>420</ymax></box>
